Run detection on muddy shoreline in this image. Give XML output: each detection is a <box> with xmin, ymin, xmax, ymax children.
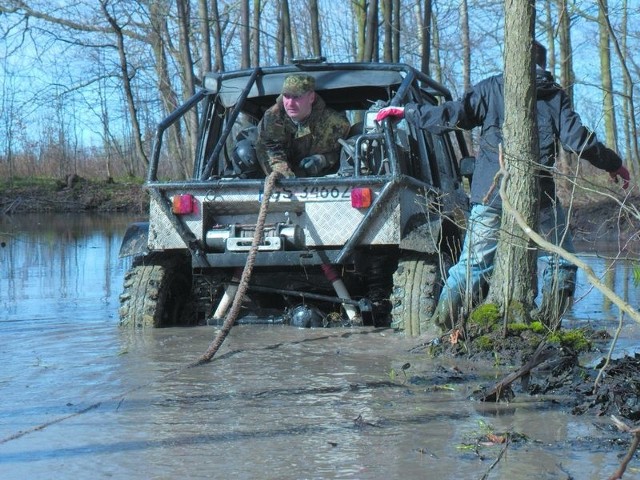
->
<box><xmin>0</xmin><ymin>176</ymin><xmax>147</xmax><ymax>215</ymax></box>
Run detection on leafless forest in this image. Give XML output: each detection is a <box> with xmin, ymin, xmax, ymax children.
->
<box><xmin>0</xmin><ymin>0</ymin><xmax>638</xmax><ymax>185</ymax></box>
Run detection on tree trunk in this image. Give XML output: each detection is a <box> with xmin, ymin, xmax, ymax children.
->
<box><xmin>276</xmin><ymin>1</ymin><xmax>285</xmax><ymax>64</ymax></box>
<box><xmin>382</xmin><ymin>0</ymin><xmax>392</xmax><ymax>62</ymax></box>
<box><xmin>486</xmin><ymin>0</ymin><xmax>539</xmax><ymax>326</ymax></box>
<box><xmin>431</xmin><ymin>11</ymin><xmax>442</xmax><ymax>84</ymax></box>
<box><xmin>276</xmin><ymin>0</ymin><xmax>293</xmax><ymax>64</ymax></box>
<box><xmin>100</xmin><ymin>1</ymin><xmax>149</xmax><ymax>172</ymax></box>
<box><xmin>598</xmin><ymin>0</ymin><xmax>618</xmax><ymax>151</ymax></box>
<box><xmin>555</xmin><ymin>0</ymin><xmax>575</xmax><ymax>203</ymax></box>
<box><xmin>211</xmin><ymin>0</ymin><xmax>225</xmax><ymax>71</ymax></box>
<box><xmin>309</xmin><ymin>0</ymin><xmax>321</xmax><ymax>57</ymax></box>
<box><xmin>176</xmin><ymin>0</ymin><xmax>198</xmax><ymax>178</ymax></box>
<box><xmin>283</xmin><ymin>0</ymin><xmax>293</xmax><ymax>61</ymax></box>
<box><xmin>621</xmin><ymin>0</ymin><xmax>631</xmax><ymax>169</ymax></box>
<box><xmin>542</xmin><ymin>1</ymin><xmax>555</xmax><ymax>74</ymax></box>
<box><xmin>557</xmin><ymin>0</ymin><xmax>574</xmax><ymax>107</ymax></box>
<box><xmin>353</xmin><ymin>0</ymin><xmax>366</xmax><ymax>62</ymax></box>
<box><xmin>240</xmin><ymin>0</ymin><xmax>250</xmax><ymax>68</ymax></box>
<box><xmin>420</xmin><ymin>0</ymin><xmax>432</xmax><ymax>75</ymax></box>
<box><xmin>148</xmin><ymin>1</ymin><xmax>184</xmax><ymax>179</ymax></box>
<box><xmin>363</xmin><ymin>0</ymin><xmax>378</xmax><ymax>62</ymax></box>
<box><xmin>598</xmin><ymin>0</ymin><xmax>639</xmax><ymax>172</ymax></box>
<box><xmin>392</xmin><ymin>0</ymin><xmax>400</xmax><ymax>62</ymax></box>
<box><xmin>251</xmin><ymin>0</ymin><xmax>260</xmax><ymax>67</ymax></box>
<box><xmin>197</xmin><ymin>0</ymin><xmax>212</xmax><ymax>75</ymax></box>
<box><xmin>460</xmin><ymin>0</ymin><xmax>470</xmax><ymax>92</ymax></box>
<box><xmin>459</xmin><ymin>0</ymin><xmax>473</xmax><ymax>149</ymax></box>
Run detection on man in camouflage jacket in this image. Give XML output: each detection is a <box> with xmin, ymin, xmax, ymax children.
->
<box><xmin>256</xmin><ymin>74</ymin><xmax>350</xmax><ymax>178</ymax></box>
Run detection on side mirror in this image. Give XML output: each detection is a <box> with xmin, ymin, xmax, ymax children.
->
<box><xmin>459</xmin><ymin>156</ymin><xmax>475</xmax><ymax>178</ymax></box>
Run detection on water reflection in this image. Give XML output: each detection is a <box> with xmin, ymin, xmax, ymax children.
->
<box><xmin>0</xmin><ymin>213</ymin><xmax>139</xmax><ymax>322</ymax></box>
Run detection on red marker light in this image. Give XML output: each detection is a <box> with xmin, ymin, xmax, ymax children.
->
<box><xmin>172</xmin><ymin>194</ymin><xmax>195</xmax><ymax>214</ymax></box>
<box><xmin>350</xmin><ymin>188</ymin><xmax>372</xmax><ymax>208</ymax></box>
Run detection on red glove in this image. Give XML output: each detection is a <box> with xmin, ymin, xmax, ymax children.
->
<box><xmin>609</xmin><ymin>165</ymin><xmax>630</xmax><ymax>189</ymax></box>
<box><xmin>375</xmin><ymin>106</ymin><xmax>405</xmax><ymax>123</ymax></box>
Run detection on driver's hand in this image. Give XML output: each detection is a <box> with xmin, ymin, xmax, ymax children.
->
<box><xmin>300</xmin><ymin>154</ymin><xmax>328</xmax><ymax>176</ymax></box>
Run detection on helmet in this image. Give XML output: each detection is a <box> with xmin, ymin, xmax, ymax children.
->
<box><xmin>232</xmin><ymin>139</ymin><xmax>259</xmax><ymax>178</ymax></box>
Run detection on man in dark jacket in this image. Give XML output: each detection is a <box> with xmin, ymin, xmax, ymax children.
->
<box><xmin>376</xmin><ymin>41</ymin><xmax>630</xmax><ymax>331</ymax></box>
<box><xmin>255</xmin><ymin>74</ymin><xmax>350</xmax><ymax>178</ymax></box>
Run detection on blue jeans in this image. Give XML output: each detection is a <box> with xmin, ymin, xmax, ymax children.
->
<box><xmin>438</xmin><ymin>202</ymin><xmax>577</xmax><ymax>308</ymax></box>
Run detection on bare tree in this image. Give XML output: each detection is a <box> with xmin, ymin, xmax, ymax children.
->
<box><xmin>550</xmin><ymin>0</ymin><xmax>576</xmax><ymax>203</ymax></box>
<box><xmin>353</xmin><ymin>0</ymin><xmax>366</xmax><ymax>62</ymax></box>
<box><xmin>211</xmin><ymin>0</ymin><xmax>226</xmax><ymax>71</ymax></box>
<box><xmin>598</xmin><ymin>0</ymin><xmax>618</xmax><ymax>151</ymax></box>
<box><xmin>0</xmin><ymin>66</ymin><xmax>18</xmax><ymax>183</ymax></box>
<box><xmin>392</xmin><ymin>0</ymin><xmax>400</xmax><ymax>62</ymax></box>
<box><xmin>352</xmin><ymin>0</ymin><xmax>378</xmax><ymax>62</ymax></box>
<box><xmin>177</xmin><ymin>0</ymin><xmax>199</xmax><ymax>177</ymax></box>
<box><xmin>363</xmin><ymin>0</ymin><xmax>379</xmax><ymax>62</ymax></box>
<box><xmin>485</xmin><ymin>0</ymin><xmax>539</xmax><ymax>325</ymax></box>
<box><xmin>382</xmin><ymin>0</ymin><xmax>393</xmax><ymax>62</ymax></box>
<box><xmin>100</xmin><ymin>0</ymin><xmax>149</xmax><ymax>172</ymax></box>
<box><xmin>309</xmin><ymin>0</ymin><xmax>321</xmax><ymax>57</ymax></box>
<box><xmin>240</xmin><ymin>0</ymin><xmax>250</xmax><ymax>68</ymax></box>
<box><xmin>598</xmin><ymin>0</ymin><xmax>639</xmax><ymax>173</ymax></box>
<box><xmin>419</xmin><ymin>0</ymin><xmax>432</xmax><ymax>75</ymax></box>
<box><xmin>540</xmin><ymin>1</ymin><xmax>555</xmax><ymax>75</ymax></box>
<box><xmin>276</xmin><ymin>0</ymin><xmax>293</xmax><ymax>64</ymax></box>
<box><xmin>459</xmin><ymin>0</ymin><xmax>470</xmax><ymax>91</ymax></box>
<box><xmin>145</xmin><ymin>1</ymin><xmax>187</xmax><ymax>178</ymax></box>
<box><xmin>556</xmin><ymin>0</ymin><xmax>574</xmax><ymax>107</ymax></box>
<box><xmin>430</xmin><ymin>8</ymin><xmax>442</xmax><ymax>84</ymax></box>
<box><xmin>197</xmin><ymin>0</ymin><xmax>212</xmax><ymax>75</ymax></box>
<box><xmin>251</xmin><ymin>0</ymin><xmax>261</xmax><ymax>67</ymax></box>
<box><xmin>459</xmin><ymin>0</ymin><xmax>472</xmax><ymax>149</ymax></box>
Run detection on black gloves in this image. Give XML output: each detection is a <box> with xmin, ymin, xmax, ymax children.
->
<box><xmin>300</xmin><ymin>154</ymin><xmax>328</xmax><ymax>176</ymax></box>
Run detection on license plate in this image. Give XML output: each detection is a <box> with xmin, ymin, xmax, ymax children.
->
<box><xmin>262</xmin><ymin>185</ymin><xmax>352</xmax><ymax>202</ymax></box>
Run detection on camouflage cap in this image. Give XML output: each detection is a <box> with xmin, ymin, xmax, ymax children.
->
<box><xmin>282</xmin><ymin>74</ymin><xmax>315</xmax><ymax>96</ymax></box>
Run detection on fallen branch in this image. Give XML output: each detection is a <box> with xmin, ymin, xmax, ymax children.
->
<box><xmin>479</xmin><ymin>341</ymin><xmax>554</xmax><ymax>402</ymax></box>
<box><xmin>608</xmin><ymin>415</ymin><xmax>640</xmax><ymax>480</ymax></box>
<box><xmin>479</xmin><ymin>437</ymin><xmax>510</xmax><ymax>480</ymax></box>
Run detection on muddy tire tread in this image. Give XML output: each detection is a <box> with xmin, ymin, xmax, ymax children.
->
<box><xmin>390</xmin><ymin>254</ymin><xmax>440</xmax><ymax>336</ymax></box>
<box><xmin>119</xmin><ymin>257</ymin><xmax>190</xmax><ymax>328</ymax></box>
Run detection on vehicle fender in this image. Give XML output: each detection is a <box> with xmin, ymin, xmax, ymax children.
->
<box><xmin>399</xmin><ymin>216</ymin><xmax>442</xmax><ymax>254</ymax></box>
<box><xmin>119</xmin><ymin>221</ymin><xmax>150</xmax><ymax>258</ymax></box>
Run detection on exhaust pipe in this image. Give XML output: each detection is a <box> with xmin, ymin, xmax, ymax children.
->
<box><xmin>211</xmin><ymin>267</ymin><xmax>243</xmax><ymax>320</ymax></box>
<box><xmin>321</xmin><ymin>264</ymin><xmax>359</xmax><ymax>321</ymax></box>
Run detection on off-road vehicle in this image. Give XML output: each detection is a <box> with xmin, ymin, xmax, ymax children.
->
<box><xmin>118</xmin><ymin>60</ymin><xmax>471</xmax><ymax>335</ymax></box>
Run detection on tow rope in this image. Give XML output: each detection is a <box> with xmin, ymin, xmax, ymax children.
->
<box><xmin>193</xmin><ymin>171</ymin><xmax>280</xmax><ymax>365</ymax></box>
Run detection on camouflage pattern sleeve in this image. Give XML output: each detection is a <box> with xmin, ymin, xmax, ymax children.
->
<box><xmin>313</xmin><ymin>109</ymin><xmax>350</xmax><ymax>168</ymax></box>
<box><xmin>256</xmin><ymin>106</ymin><xmax>294</xmax><ymax>177</ymax></box>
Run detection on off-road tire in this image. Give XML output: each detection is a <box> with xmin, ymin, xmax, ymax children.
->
<box><xmin>390</xmin><ymin>253</ymin><xmax>444</xmax><ymax>336</ymax></box>
<box><xmin>119</xmin><ymin>256</ymin><xmax>191</xmax><ymax>328</ymax></box>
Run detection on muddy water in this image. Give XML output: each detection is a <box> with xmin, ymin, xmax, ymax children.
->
<box><xmin>1</xmin><ymin>213</ymin><xmax>638</xmax><ymax>479</ymax></box>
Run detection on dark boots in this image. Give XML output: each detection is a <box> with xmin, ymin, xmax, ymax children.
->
<box><xmin>535</xmin><ymin>264</ymin><xmax>577</xmax><ymax>329</ymax></box>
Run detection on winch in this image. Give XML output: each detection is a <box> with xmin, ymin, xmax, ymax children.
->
<box><xmin>205</xmin><ymin>222</ymin><xmax>305</xmax><ymax>252</ymax></box>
